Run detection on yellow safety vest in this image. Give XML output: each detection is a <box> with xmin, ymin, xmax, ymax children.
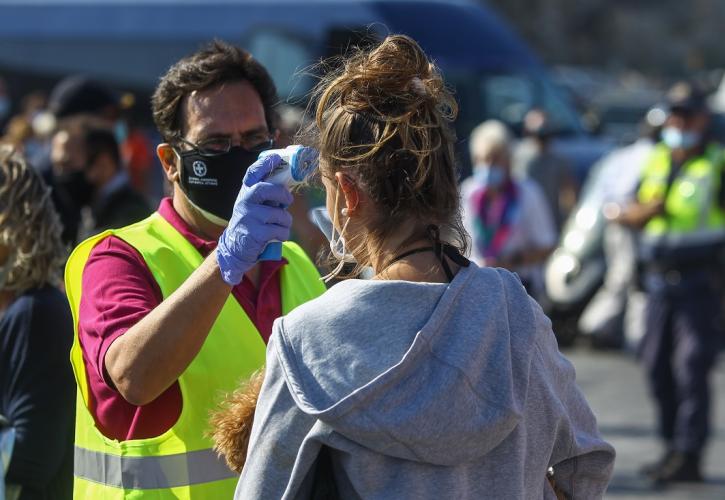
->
<box><xmin>638</xmin><ymin>143</ymin><xmax>725</xmax><ymax>250</ymax></box>
<box><xmin>65</xmin><ymin>212</ymin><xmax>325</xmax><ymax>499</ymax></box>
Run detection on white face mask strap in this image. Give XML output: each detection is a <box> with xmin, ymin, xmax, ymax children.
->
<box><xmin>321</xmin><ymin>197</ymin><xmax>353</xmax><ymax>283</ymax></box>
<box><xmin>330</xmin><ymin>215</ymin><xmax>352</xmax><ymax>256</ymax></box>
<box><xmin>329</xmin><ymin>184</ymin><xmax>351</xmax><ymax>257</ymax></box>
<box><xmin>321</xmin><ymin>257</ymin><xmax>347</xmax><ymax>283</ymax></box>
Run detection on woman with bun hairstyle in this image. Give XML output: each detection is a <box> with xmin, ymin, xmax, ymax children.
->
<box><xmin>233</xmin><ymin>35</ymin><xmax>614</xmax><ymax>499</ymax></box>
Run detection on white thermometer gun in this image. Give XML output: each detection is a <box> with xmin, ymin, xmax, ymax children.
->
<box><xmin>257</xmin><ymin>145</ymin><xmax>319</xmax><ymax>260</ymax></box>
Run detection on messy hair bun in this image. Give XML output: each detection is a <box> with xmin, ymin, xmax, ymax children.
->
<box><xmin>307</xmin><ymin>34</ymin><xmax>466</xmax><ymax>272</ymax></box>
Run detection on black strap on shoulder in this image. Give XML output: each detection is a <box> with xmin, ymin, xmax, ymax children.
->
<box><xmin>442</xmin><ymin>243</ymin><xmax>471</xmax><ymax>268</ymax></box>
<box><xmin>381</xmin><ymin>226</ymin><xmax>470</xmax><ymax>282</ymax></box>
<box><xmin>427</xmin><ymin>225</ymin><xmax>470</xmax><ymax>281</ymax></box>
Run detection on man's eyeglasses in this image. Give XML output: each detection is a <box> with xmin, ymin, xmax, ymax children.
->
<box><xmin>175</xmin><ymin>134</ymin><xmax>273</xmax><ymax>157</ymax></box>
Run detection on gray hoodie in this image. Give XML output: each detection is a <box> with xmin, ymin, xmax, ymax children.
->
<box><xmin>236</xmin><ymin>264</ymin><xmax>614</xmax><ymax>499</ymax></box>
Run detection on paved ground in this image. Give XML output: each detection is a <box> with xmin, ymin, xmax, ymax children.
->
<box><xmin>566</xmin><ymin>347</ymin><xmax>725</xmax><ymax>499</ymax></box>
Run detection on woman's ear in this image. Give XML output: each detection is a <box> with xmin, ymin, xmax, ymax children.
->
<box><xmin>335</xmin><ymin>172</ymin><xmax>360</xmax><ymax>216</ymax></box>
<box><xmin>157</xmin><ymin>143</ymin><xmax>180</xmax><ymax>183</ymax></box>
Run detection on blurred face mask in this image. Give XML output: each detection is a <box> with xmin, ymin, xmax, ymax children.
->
<box><xmin>661</xmin><ymin>126</ymin><xmax>700</xmax><ymax>151</ymax></box>
<box><xmin>474</xmin><ymin>163</ymin><xmax>507</xmax><ymax>189</ymax></box>
<box><xmin>56</xmin><ymin>170</ymin><xmax>94</xmax><ymax>207</ymax></box>
<box><xmin>176</xmin><ymin>146</ymin><xmax>263</xmax><ymax>226</ymax></box>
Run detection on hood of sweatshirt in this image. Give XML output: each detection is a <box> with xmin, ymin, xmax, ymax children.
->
<box><xmin>273</xmin><ymin>264</ymin><xmax>540</xmax><ymax>466</ymax></box>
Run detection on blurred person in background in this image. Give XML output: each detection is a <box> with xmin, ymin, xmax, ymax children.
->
<box><xmin>48</xmin><ymin>76</ymin><xmax>124</xmax><ymax>127</ymax></box>
<box><xmin>0</xmin><ymin>92</ymin><xmax>50</xmax><ymax>164</ymax></box>
<box><xmin>51</xmin><ymin>115</ymin><xmax>150</xmax><ymax>240</ymax></box>
<box><xmin>579</xmin><ymin>108</ymin><xmax>665</xmax><ymax>349</ymax></box>
<box><xmin>1</xmin><ymin>116</ymin><xmax>33</xmax><ymax>152</ymax></box>
<box><xmin>64</xmin><ymin>40</ymin><xmax>324</xmax><ymax>499</ymax></box>
<box><xmin>16</xmin><ymin>92</ymin><xmax>49</xmax><ymax>156</ymax></box>
<box><xmin>0</xmin><ymin>146</ymin><xmax>74</xmax><ymax>500</ymax></box>
<box><xmin>43</xmin><ymin>76</ymin><xmax>129</xmax><ymax>246</ymax></box>
<box><xmin>122</xmin><ymin>124</ymin><xmax>162</xmax><ymax>205</ymax></box>
<box><xmin>118</xmin><ymin>94</ymin><xmax>166</xmax><ymax>206</ymax></box>
<box><xmin>617</xmin><ymin>82</ymin><xmax>725</xmax><ymax>483</ymax></box>
<box><xmin>462</xmin><ymin>119</ymin><xmax>557</xmax><ymax>302</ymax></box>
<box><xmin>233</xmin><ymin>34</ymin><xmax>613</xmax><ymax>500</ymax></box>
<box><xmin>514</xmin><ymin>108</ymin><xmax>577</xmax><ymax>231</ymax></box>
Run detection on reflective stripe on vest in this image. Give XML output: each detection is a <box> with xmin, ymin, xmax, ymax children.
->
<box><xmin>74</xmin><ymin>446</ymin><xmax>235</xmax><ymax>489</ymax></box>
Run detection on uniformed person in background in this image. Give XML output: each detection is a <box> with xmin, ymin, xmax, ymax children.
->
<box><xmin>617</xmin><ymin>81</ymin><xmax>725</xmax><ymax>483</ymax></box>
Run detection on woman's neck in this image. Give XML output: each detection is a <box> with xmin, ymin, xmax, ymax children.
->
<box><xmin>369</xmin><ymin>229</ymin><xmax>424</xmax><ymax>273</ymax></box>
<box><xmin>374</xmin><ymin>253</ymin><xmax>453</xmax><ymax>283</ymax></box>
<box><xmin>371</xmin><ymin>236</ymin><xmax>456</xmax><ymax>283</ymax></box>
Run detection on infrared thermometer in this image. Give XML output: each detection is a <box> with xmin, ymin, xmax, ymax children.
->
<box><xmin>257</xmin><ymin>145</ymin><xmax>319</xmax><ymax>261</ymax></box>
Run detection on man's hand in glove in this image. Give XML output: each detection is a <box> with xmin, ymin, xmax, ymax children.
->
<box><xmin>217</xmin><ymin>154</ymin><xmax>293</xmax><ymax>285</ymax></box>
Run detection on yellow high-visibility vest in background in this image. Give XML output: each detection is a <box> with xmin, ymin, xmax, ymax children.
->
<box><xmin>638</xmin><ymin>143</ymin><xmax>725</xmax><ymax>251</ymax></box>
<box><xmin>65</xmin><ymin>212</ymin><xmax>325</xmax><ymax>499</ymax></box>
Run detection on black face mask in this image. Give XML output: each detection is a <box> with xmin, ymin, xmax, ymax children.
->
<box><xmin>56</xmin><ymin>170</ymin><xmax>94</xmax><ymax>208</ymax></box>
<box><xmin>177</xmin><ymin>146</ymin><xmax>267</xmax><ymax>223</ymax></box>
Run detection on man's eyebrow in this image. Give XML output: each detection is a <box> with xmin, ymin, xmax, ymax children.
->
<box><xmin>196</xmin><ymin>132</ymin><xmax>232</xmax><ymax>142</ymax></box>
<box><xmin>196</xmin><ymin>127</ymin><xmax>269</xmax><ymax>142</ymax></box>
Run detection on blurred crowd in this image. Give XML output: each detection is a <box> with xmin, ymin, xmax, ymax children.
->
<box><xmin>0</xmin><ymin>40</ymin><xmax>723</xmax><ymax>497</ymax></box>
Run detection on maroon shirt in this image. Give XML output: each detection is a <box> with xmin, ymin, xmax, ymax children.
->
<box><xmin>77</xmin><ymin>197</ymin><xmax>285</xmax><ymax>440</ymax></box>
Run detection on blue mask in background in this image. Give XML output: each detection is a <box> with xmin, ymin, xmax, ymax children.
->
<box><xmin>662</xmin><ymin>126</ymin><xmax>700</xmax><ymax>150</ymax></box>
<box><xmin>474</xmin><ymin>163</ymin><xmax>507</xmax><ymax>188</ymax></box>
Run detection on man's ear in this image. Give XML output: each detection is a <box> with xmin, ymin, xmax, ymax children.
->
<box><xmin>157</xmin><ymin>143</ymin><xmax>180</xmax><ymax>183</ymax></box>
<box><xmin>335</xmin><ymin>172</ymin><xmax>360</xmax><ymax>216</ymax></box>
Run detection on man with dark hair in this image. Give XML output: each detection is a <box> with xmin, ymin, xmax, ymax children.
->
<box><xmin>51</xmin><ymin>115</ymin><xmax>150</xmax><ymax>239</ymax></box>
<box><xmin>64</xmin><ymin>41</ymin><xmax>325</xmax><ymax>498</ymax></box>
<box><xmin>513</xmin><ymin>108</ymin><xmax>577</xmax><ymax>232</ymax></box>
<box><xmin>152</xmin><ymin>40</ymin><xmax>279</xmax><ymax>143</ymax></box>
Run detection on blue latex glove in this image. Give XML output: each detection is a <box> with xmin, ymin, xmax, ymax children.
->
<box><xmin>216</xmin><ymin>154</ymin><xmax>294</xmax><ymax>285</ymax></box>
